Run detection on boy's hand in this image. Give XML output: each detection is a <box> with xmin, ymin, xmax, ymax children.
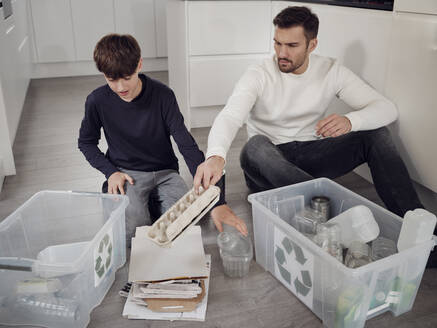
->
<box><xmin>194</xmin><ymin>156</ymin><xmax>225</xmax><ymax>193</ymax></box>
<box><xmin>316</xmin><ymin>114</ymin><xmax>351</xmax><ymax>137</ymax></box>
<box><xmin>108</xmin><ymin>171</ymin><xmax>134</xmax><ymax>195</ymax></box>
<box><xmin>211</xmin><ymin>204</ymin><xmax>248</xmax><ymax>236</ymax></box>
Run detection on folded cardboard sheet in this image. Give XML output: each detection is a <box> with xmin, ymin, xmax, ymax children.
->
<box><xmin>128</xmin><ymin>225</ymin><xmax>208</xmax><ymax>283</ymax></box>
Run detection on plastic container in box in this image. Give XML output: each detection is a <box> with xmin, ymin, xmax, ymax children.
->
<box><xmin>217</xmin><ymin>231</ymin><xmax>253</xmax><ymax>277</ymax></box>
<box><xmin>0</xmin><ymin>191</ymin><xmax>129</xmax><ymax>328</ymax></box>
<box><xmin>248</xmin><ymin>178</ymin><xmax>436</xmax><ymax>328</ymax></box>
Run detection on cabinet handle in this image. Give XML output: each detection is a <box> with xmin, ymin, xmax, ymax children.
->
<box><xmin>6</xmin><ymin>24</ymin><xmax>15</xmax><ymax>35</ymax></box>
<box><xmin>18</xmin><ymin>36</ymin><xmax>28</xmax><ymax>52</ymax></box>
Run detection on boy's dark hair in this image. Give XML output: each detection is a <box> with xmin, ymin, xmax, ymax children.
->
<box><xmin>93</xmin><ymin>34</ymin><xmax>141</xmax><ymax>79</ymax></box>
<box><xmin>273</xmin><ymin>6</ymin><xmax>319</xmax><ymax>45</ymax></box>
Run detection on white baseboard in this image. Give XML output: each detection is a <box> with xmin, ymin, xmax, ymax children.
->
<box><xmin>32</xmin><ymin>58</ymin><xmax>168</xmax><ymax>79</ymax></box>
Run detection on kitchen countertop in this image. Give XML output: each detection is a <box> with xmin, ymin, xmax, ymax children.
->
<box><xmin>181</xmin><ymin>0</ymin><xmax>393</xmax><ymax>11</ymax></box>
<box><xmin>284</xmin><ymin>0</ymin><xmax>393</xmax><ymax>11</ymax></box>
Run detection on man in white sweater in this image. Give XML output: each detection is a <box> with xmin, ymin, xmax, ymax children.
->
<box><xmin>194</xmin><ymin>6</ymin><xmax>423</xmax><ymax>222</ymax></box>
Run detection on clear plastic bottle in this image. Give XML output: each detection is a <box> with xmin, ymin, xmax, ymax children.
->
<box><xmin>217</xmin><ymin>231</ymin><xmax>253</xmax><ymax>278</ymax></box>
<box><xmin>314</xmin><ymin>223</ymin><xmax>343</xmax><ymax>262</ymax></box>
<box><xmin>397</xmin><ymin>209</ymin><xmax>437</xmax><ymax>252</ymax></box>
<box><xmin>292</xmin><ymin>207</ymin><xmax>324</xmax><ymax>235</ymax></box>
<box><xmin>268</xmin><ymin>195</ymin><xmax>280</xmax><ymax>215</ymax></box>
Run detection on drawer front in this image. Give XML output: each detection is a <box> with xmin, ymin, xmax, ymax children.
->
<box><xmin>188</xmin><ymin>1</ymin><xmax>272</xmax><ymax>56</ymax></box>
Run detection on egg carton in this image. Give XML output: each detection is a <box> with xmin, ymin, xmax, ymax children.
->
<box><xmin>147</xmin><ymin>186</ymin><xmax>220</xmax><ymax>247</ymax></box>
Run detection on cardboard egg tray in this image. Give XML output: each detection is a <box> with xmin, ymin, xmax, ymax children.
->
<box><xmin>147</xmin><ymin>186</ymin><xmax>220</xmax><ymax>247</ymax></box>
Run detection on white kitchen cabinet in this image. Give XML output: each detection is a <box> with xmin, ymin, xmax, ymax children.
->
<box><xmin>155</xmin><ymin>0</ymin><xmax>168</xmax><ymax>58</ymax></box>
<box><xmin>167</xmin><ymin>0</ymin><xmax>190</xmax><ymax>126</ymax></box>
<box><xmin>1</xmin><ymin>4</ymin><xmax>30</xmax><ymax>144</ymax></box>
<box><xmin>71</xmin><ymin>0</ymin><xmax>115</xmax><ymax>61</ymax></box>
<box><xmin>8</xmin><ymin>36</ymin><xmax>30</xmax><ymax>141</ymax></box>
<box><xmin>170</xmin><ymin>0</ymin><xmax>392</xmax><ymax>129</ymax></box>
<box><xmin>114</xmin><ymin>0</ymin><xmax>157</xmax><ymax>58</ymax></box>
<box><xmin>0</xmin><ymin>14</ymin><xmax>17</xmax><ymax>178</ymax></box>
<box><xmin>4</xmin><ymin>0</ymin><xmax>31</xmax><ymax>143</ymax></box>
<box><xmin>28</xmin><ymin>0</ymin><xmax>166</xmax><ymax>77</ymax></box>
<box><xmin>0</xmin><ymin>0</ymin><xmax>32</xmax><ymax>180</ymax></box>
<box><xmin>30</xmin><ymin>0</ymin><xmax>75</xmax><ymax>63</ymax></box>
<box><xmin>189</xmin><ymin>55</ymin><xmax>268</xmax><ymax>107</ymax></box>
<box><xmin>394</xmin><ymin>0</ymin><xmax>437</xmax><ymax>15</ymax></box>
<box><xmin>385</xmin><ymin>12</ymin><xmax>437</xmax><ymax>192</ymax></box>
<box><xmin>168</xmin><ymin>1</ymin><xmax>272</xmax><ymax>128</ymax></box>
<box><xmin>188</xmin><ymin>1</ymin><xmax>272</xmax><ymax>56</ymax></box>
<box><xmin>12</xmin><ymin>0</ymin><xmax>29</xmax><ymax>47</ymax></box>
<box><xmin>0</xmin><ymin>22</ymin><xmax>16</xmax><ymax>140</ymax></box>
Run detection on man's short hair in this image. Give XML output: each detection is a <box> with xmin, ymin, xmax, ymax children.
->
<box><xmin>273</xmin><ymin>6</ymin><xmax>319</xmax><ymax>44</ymax></box>
<box><xmin>93</xmin><ymin>34</ymin><xmax>141</xmax><ymax>79</ymax></box>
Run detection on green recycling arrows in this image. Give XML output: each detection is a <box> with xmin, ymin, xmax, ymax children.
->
<box><xmin>95</xmin><ymin>232</ymin><xmax>113</xmax><ymax>279</ymax></box>
<box><xmin>275</xmin><ymin>236</ymin><xmax>312</xmax><ymax>297</ymax></box>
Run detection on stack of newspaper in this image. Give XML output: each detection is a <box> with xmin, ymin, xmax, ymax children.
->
<box><xmin>123</xmin><ymin>225</ymin><xmax>210</xmax><ymax>321</ymax></box>
<box><xmin>133</xmin><ymin>279</ymin><xmax>203</xmax><ymax>300</ymax></box>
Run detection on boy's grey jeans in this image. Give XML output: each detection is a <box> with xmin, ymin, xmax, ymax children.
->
<box><xmin>114</xmin><ymin>169</ymin><xmax>188</xmax><ymax>246</ymax></box>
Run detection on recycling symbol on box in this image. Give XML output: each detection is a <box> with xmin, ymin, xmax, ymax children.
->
<box><xmin>275</xmin><ymin>235</ymin><xmax>313</xmax><ymax>297</ymax></box>
<box><xmin>94</xmin><ymin>231</ymin><xmax>113</xmax><ymax>281</ymax></box>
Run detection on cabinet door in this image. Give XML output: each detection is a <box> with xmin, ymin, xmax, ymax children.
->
<box><xmin>0</xmin><ymin>10</ymin><xmax>30</xmax><ymax>144</ymax></box>
<box><xmin>0</xmin><ymin>17</ymin><xmax>19</xmax><ymax>141</ymax></box>
<box><xmin>154</xmin><ymin>0</ymin><xmax>168</xmax><ymax>58</ymax></box>
<box><xmin>189</xmin><ymin>55</ymin><xmax>267</xmax><ymax>107</ymax></box>
<box><xmin>114</xmin><ymin>0</ymin><xmax>156</xmax><ymax>58</ymax></box>
<box><xmin>12</xmin><ymin>0</ymin><xmax>29</xmax><ymax>47</ymax></box>
<box><xmin>12</xmin><ymin>0</ymin><xmax>31</xmax><ymax>112</ymax></box>
<box><xmin>71</xmin><ymin>0</ymin><xmax>115</xmax><ymax>61</ymax></box>
<box><xmin>30</xmin><ymin>0</ymin><xmax>75</xmax><ymax>62</ymax></box>
<box><xmin>385</xmin><ymin>13</ymin><xmax>437</xmax><ymax>192</ymax></box>
<box><xmin>188</xmin><ymin>1</ymin><xmax>272</xmax><ymax>56</ymax></box>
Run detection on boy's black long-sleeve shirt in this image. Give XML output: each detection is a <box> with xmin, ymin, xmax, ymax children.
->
<box><xmin>78</xmin><ymin>74</ymin><xmax>225</xmax><ymax>205</ymax></box>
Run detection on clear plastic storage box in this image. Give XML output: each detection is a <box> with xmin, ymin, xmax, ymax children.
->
<box><xmin>248</xmin><ymin>178</ymin><xmax>436</xmax><ymax>328</ymax></box>
<box><xmin>0</xmin><ymin>191</ymin><xmax>129</xmax><ymax>328</ymax></box>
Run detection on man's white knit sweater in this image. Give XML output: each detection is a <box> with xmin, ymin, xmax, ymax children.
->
<box><xmin>206</xmin><ymin>54</ymin><xmax>398</xmax><ymax>160</ymax></box>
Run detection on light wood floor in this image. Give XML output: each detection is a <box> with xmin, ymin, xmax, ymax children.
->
<box><xmin>0</xmin><ymin>73</ymin><xmax>436</xmax><ymax>328</ymax></box>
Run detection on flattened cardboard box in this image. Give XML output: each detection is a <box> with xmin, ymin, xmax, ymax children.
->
<box><xmin>146</xmin><ymin>280</ymin><xmax>206</xmax><ymax>313</ymax></box>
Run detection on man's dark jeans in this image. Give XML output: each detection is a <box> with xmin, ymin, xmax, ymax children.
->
<box><xmin>240</xmin><ymin>127</ymin><xmax>423</xmax><ymax>217</ymax></box>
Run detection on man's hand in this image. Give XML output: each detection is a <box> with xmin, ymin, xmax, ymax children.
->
<box><xmin>193</xmin><ymin>156</ymin><xmax>225</xmax><ymax>193</ymax></box>
<box><xmin>108</xmin><ymin>171</ymin><xmax>134</xmax><ymax>195</ymax></box>
<box><xmin>316</xmin><ymin>114</ymin><xmax>352</xmax><ymax>138</ymax></box>
<box><xmin>211</xmin><ymin>204</ymin><xmax>248</xmax><ymax>236</ymax></box>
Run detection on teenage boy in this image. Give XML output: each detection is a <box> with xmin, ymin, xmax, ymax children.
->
<box><xmin>78</xmin><ymin>34</ymin><xmax>247</xmax><ymax>245</ymax></box>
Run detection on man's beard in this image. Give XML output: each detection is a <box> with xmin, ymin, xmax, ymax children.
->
<box><xmin>277</xmin><ymin>51</ymin><xmax>307</xmax><ymax>73</ymax></box>
<box><xmin>278</xmin><ymin>58</ymin><xmax>304</xmax><ymax>73</ymax></box>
